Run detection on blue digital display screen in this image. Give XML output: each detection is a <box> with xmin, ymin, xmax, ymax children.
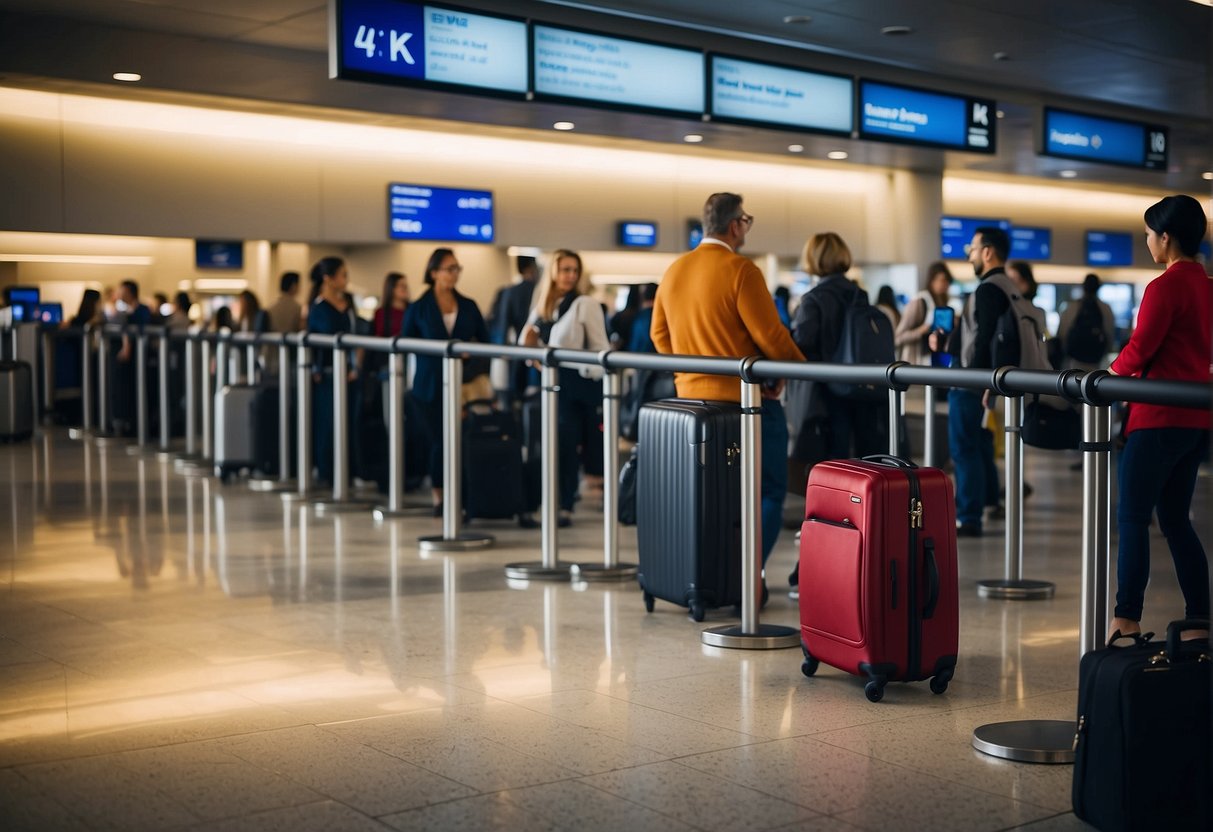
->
<box><xmin>709</xmin><ymin>55</ymin><xmax>852</xmax><ymax>134</ymax></box>
<box><xmin>859</xmin><ymin>81</ymin><xmax>995</xmax><ymax>153</ymax></box>
<box><xmin>1010</xmin><ymin>226</ymin><xmax>1052</xmax><ymax>261</ymax></box>
<box><xmin>389</xmin><ymin>183</ymin><xmax>494</xmax><ymax>242</ymax></box>
<box><xmin>618</xmin><ymin>221</ymin><xmax>657</xmax><ymax>248</ymax></box>
<box><xmin>1043</xmin><ymin>108</ymin><xmax>1167</xmax><ymax>171</ymax></box>
<box><xmin>687</xmin><ymin>220</ymin><xmax>703</xmax><ymax>250</ymax></box>
<box><xmin>940</xmin><ymin>216</ymin><xmax>1010</xmax><ymax>259</ymax></box>
<box><xmin>196</xmin><ymin>240</ymin><xmax>244</xmax><ymax>270</ymax></box>
<box><xmin>1085</xmin><ymin>231</ymin><xmax>1134</xmax><ymax>267</ymax></box>
<box><xmin>533</xmin><ymin>25</ymin><xmax>703</xmax><ymax>114</ymax></box>
<box><xmin>333</xmin><ymin>0</ymin><xmax>528</xmax><ymax>95</ymax></box>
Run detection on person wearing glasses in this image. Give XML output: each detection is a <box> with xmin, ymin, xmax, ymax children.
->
<box><xmin>400</xmin><ymin>248</ymin><xmax>490</xmax><ymax>514</ymax></box>
<box><xmin>929</xmin><ymin>227</ymin><xmax>1012</xmax><ymax>538</ymax></box>
<box><xmin>651</xmin><ymin>193</ymin><xmax>805</xmax><ymax>591</ymax></box>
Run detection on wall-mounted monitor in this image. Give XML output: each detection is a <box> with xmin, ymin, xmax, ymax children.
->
<box><xmin>332</xmin><ymin>0</ymin><xmax>528</xmax><ymax>96</ymax></box>
<box><xmin>940</xmin><ymin>216</ymin><xmax>1010</xmax><ymax>259</ymax></box>
<box><xmin>1085</xmin><ymin>231</ymin><xmax>1134</xmax><ymax>267</ymax></box>
<box><xmin>617</xmin><ymin>221</ymin><xmax>657</xmax><ymax>248</ymax></box>
<box><xmin>708</xmin><ymin>54</ymin><xmax>852</xmax><ymax>135</ymax></box>
<box><xmin>388</xmin><ymin>183</ymin><xmax>494</xmax><ymax>242</ymax></box>
<box><xmin>1009</xmin><ymin>226</ymin><xmax>1052</xmax><ymax>261</ymax></box>
<box><xmin>532</xmin><ymin>25</ymin><xmax>703</xmax><ymax>115</ymax></box>
<box><xmin>195</xmin><ymin>240</ymin><xmax>244</xmax><ymax>270</ymax></box>
<box><xmin>1042</xmin><ymin>107</ymin><xmax>1167</xmax><ymax>171</ymax></box>
<box><xmin>687</xmin><ymin>219</ymin><xmax>703</xmax><ymax>250</ymax></box>
<box><xmin>859</xmin><ymin>80</ymin><xmax>995</xmax><ymax>153</ymax></box>
<box><xmin>4</xmin><ymin>286</ymin><xmax>39</xmax><ymax>323</ymax></box>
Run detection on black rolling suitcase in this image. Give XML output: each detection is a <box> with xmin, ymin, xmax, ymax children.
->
<box><xmin>251</xmin><ymin>384</ymin><xmax>294</xmax><ymax>478</ymax></box>
<box><xmin>462</xmin><ymin>400</ymin><xmax>525</xmax><ymax>520</ymax></box>
<box><xmin>1072</xmin><ymin>620</ymin><xmax>1212</xmax><ymax>831</ymax></box>
<box><xmin>636</xmin><ymin>399</ymin><xmax>742</xmax><ymax>621</ymax></box>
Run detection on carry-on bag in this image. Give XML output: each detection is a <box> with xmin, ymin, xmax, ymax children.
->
<box><xmin>213</xmin><ymin>384</ymin><xmax>259</xmax><ymax>481</ymax></box>
<box><xmin>462</xmin><ymin>400</ymin><xmax>526</xmax><ymax>520</ymax></box>
<box><xmin>1072</xmin><ymin>621</ymin><xmax>1212</xmax><ymax>832</ymax></box>
<box><xmin>0</xmin><ymin>360</ymin><xmax>34</xmax><ymax>442</ymax></box>
<box><xmin>799</xmin><ymin>455</ymin><xmax>958</xmax><ymax>701</ymax></box>
<box><xmin>636</xmin><ymin>399</ymin><xmax>742</xmax><ymax>622</ymax></box>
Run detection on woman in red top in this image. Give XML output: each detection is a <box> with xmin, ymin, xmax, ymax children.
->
<box><xmin>374</xmin><ymin>272</ymin><xmax>410</xmax><ymax>338</ymax></box>
<box><xmin>1108</xmin><ymin>194</ymin><xmax>1211</xmax><ymax>642</ymax></box>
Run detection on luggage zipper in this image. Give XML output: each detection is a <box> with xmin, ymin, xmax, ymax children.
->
<box><xmin>906</xmin><ymin>473</ymin><xmax>921</xmax><ymax>681</ymax></box>
<box><xmin>1072</xmin><ymin>714</ymin><xmax>1084</xmax><ymax>752</ymax></box>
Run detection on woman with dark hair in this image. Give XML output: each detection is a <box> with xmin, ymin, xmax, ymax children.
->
<box><xmin>234</xmin><ymin>290</ymin><xmax>261</xmax><ymax>333</ymax></box>
<box><xmin>307</xmin><ymin>256</ymin><xmax>361</xmax><ymax>486</ymax></box>
<box><xmin>212</xmin><ymin>305</ymin><xmax>233</xmax><ymax>332</ymax></box>
<box><xmin>68</xmin><ymin>289</ymin><xmax>103</xmax><ymax>329</ymax></box>
<box><xmin>607</xmin><ymin>285</ymin><xmax>640</xmax><ymax>348</ymax></box>
<box><xmin>375</xmin><ymin>272</ymin><xmax>410</xmax><ymax>338</ymax></box>
<box><xmin>165</xmin><ymin>291</ymin><xmax>192</xmax><ymax>332</ymax></box>
<box><xmin>874</xmin><ymin>284</ymin><xmax>900</xmax><ymax>328</ymax></box>
<box><xmin>401</xmin><ymin>248</ymin><xmax>490</xmax><ymax>514</ymax></box>
<box><xmin>895</xmin><ymin>262</ymin><xmax>953</xmax><ymax>366</ymax></box>
<box><xmin>1107</xmin><ymin>194</ymin><xmax>1211</xmax><ymax>643</ymax></box>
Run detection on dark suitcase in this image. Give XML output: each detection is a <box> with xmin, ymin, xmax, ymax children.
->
<box><xmin>799</xmin><ymin>455</ymin><xmax>958</xmax><ymax>702</ymax></box>
<box><xmin>214</xmin><ymin>384</ymin><xmax>258</xmax><ymax>481</ymax></box>
<box><xmin>1072</xmin><ymin>621</ymin><xmax>1212</xmax><ymax>832</ymax></box>
<box><xmin>462</xmin><ymin>400</ymin><xmax>525</xmax><ymax>520</ymax></box>
<box><xmin>251</xmin><ymin>384</ymin><xmax>293</xmax><ymax>478</ymax></box>
<box><xmin>0</xmin><ymin>360</ymin><xmax>34</xmax><ymax>442</ymax></box>
<box><xmin>636</xmin><ymin>399</ymin><xmax>742</xmax><ymax>622</ymax></box>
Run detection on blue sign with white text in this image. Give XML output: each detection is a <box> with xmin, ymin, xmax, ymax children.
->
<box><xmin>1043</xmin><ymin>108</ymin><xmax>1167</xmax><ymax>170</ymax></box>
<box><xmin>1085</xmin><ymin>231</ymin><xmax>1134</xmax><ymax>267</ymax></box>
<box><xmin>388</xmin><ymin>184</ymin><xmax>494</xmax><ymax>242</ymax></box>
<box><xmin>860</xmin><ymin>81</ymin><xmax>995</xmax><ymax>153</ymax></box>
<box><xmin>940</xmin><ymin>216</ymin><xmax>1010</xmax><ymax>259</ymax></box>
<box><xmin>1010</xmin><ymin>227</ymin><xmax>1051</xmax><ymax>261</ymax></box>
<box><xmin>618</xmin><ymin>221</ymin><xmax>657</xmax><ymax>248</ymax></box>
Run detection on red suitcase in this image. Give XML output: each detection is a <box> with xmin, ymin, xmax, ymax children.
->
<box><xmin>799</xmin><ymin>455</ymin><xmax>958</xmax><ymax>702</ymax></box>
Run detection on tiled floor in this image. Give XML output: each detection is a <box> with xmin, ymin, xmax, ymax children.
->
<box><xmin>0</xmin><ymin>430</ymin><xmax>1205</xmax><ymax>831</ymax></box>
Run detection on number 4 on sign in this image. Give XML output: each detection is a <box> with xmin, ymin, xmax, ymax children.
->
<box><xmin>354</xmin><ymin>25</ymin><xmax>376</xmax><ymax>58</ymax></box>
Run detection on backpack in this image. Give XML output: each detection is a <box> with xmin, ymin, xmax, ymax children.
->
<box><xmin>822</xmin><ymin>285</ymin><xmax>895</xmax><ymax>401</ymax></box>
<box><xmin>986</xmin><ymin>273</ymin><xmax>1068</xmax><ymax>410</ymax></box>
<box><xmin>1065</xmin><ymin>298</ymin><xmax>1108</xmax><ymax>363</ymax></box>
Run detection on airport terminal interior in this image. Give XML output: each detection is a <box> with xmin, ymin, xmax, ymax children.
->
<box><xmin>2</xmin><ymin>1</ymin><xmax>1212</xmax><ymax>830</ymax></box>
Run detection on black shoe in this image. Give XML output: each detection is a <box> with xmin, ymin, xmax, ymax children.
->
<box><xmin>1024</xmin><ymin>482</ymin><xmax>1034</xmax><ymax>499</ymax></box>
<box><xmin>788</xmin><ymin>563</ymin><xmax>799</xmax><ymax>588</ymax></box>
<box><xmin>557</xmin><ymin>511</ymin><xmax>572</xmax><ymax>528</ymax></box>
<box><xmin>432</xmin><ymin>503</ymin><xmax>443</xmax><ymax>517</ymax></box>
<box><xmin>956</xmin><ymin>523</ymin><xmax>983</xmax><ymax>538</ymax></box>
<box><xmin>517</xmin><ymin>513</ymin><xmax>539</xmax><ymax>529</ymax></box>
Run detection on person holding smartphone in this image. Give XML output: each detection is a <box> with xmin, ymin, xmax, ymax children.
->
<box><xmin>893</xmin><ymin>262</ymin><xmax>953</xmax><ymax>366</ymax></box>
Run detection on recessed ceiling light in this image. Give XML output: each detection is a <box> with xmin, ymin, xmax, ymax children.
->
<box><xmin>683</xmin><ymin>134</ymin><xmax>704</xmax><ymax>143</ymax></box>
<box><xmin>553</xmin><ymin>121</ymin><xmax>575</xmax><ymax>131</ymax></box>
<box><xmin>827</xmin><ymin>150</ymin><xmax>849</xmax><ymax>160</ymax></box>
<box><xmin>787</xmin><ymin>144</ymin><xmax>805</xmax><ymax>153</ymax></box>
<box><xmin>782</xmin><ymin>14</ymin><xmax>813</xmax><ymax>24</ymax></box>
<box><xmin>993</xmin><ymin>51</ymin><xmax>1010</xmax><ymax>61</ymax></box>
<box><xmin>1202</xmin><ymin>171</ymin><xmax>1213</xmax><ymax>180</ymax></box>
<box><xmin>881</xmin><ymin>25</ymin><xmax>913</xmax><ymax>36</ymax></box>
<box><xmin>112</xmin><ymin>72</ymin><xmax>142</xmax><ymax>82</ymax></box>
<box><xmin>1059</xmin><ymin>170</ymin><xmax>1078</xmax><ymax>179</ymax></box>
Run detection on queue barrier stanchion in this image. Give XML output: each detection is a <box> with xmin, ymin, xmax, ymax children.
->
<box><xmin>922</xmin><ymin>383</ymin><xmax>938</xmax><ymax>468</ymax></box>
<box><xmin>122</xmin><ymin>329</ymin><xmax>151</xmax><ymax>455</ymax></box>
<box><xmin>92</xmin><ymin>327</ymin><xmax>122</xmax><ymax>447</ymax></box>
<box><xmin>312</xmin><ymin>334</ymin><xmax>374</xmax><ymax>515</ymax></box>
<box><xmin>282</xmin><ymin>336</ymin><xmax>317</xmax><ymax>503</ymax></box>
<box><xmin>977</xmin><ymin>367</ymin><xmax>1055</xmax><ymax>601</ymax></box>
<box><xmin>173</xmin><ymin>333</ymin><xmax>200</xmax><ymax>464</ymax></box>
<box><xmin>69</xmin><ymin>325</ymin><xmax>94</xmax><ymax>440</ymax></box>
<box><xmin>505</xmin><ymin>353</ymin><xmax>566</xmax><ymax>576</ymax></box>
<box><xmin>179</xmin><ymin>335</ymin><xmax>215</xmax><ymax>475</ymax></box>
<box><xmin>155</xmin><ymin>330</ymin><xmax>174</xmax><ymax>461</ymax></box>
<box><xmin>374</xmin><ymin>346</ymin><xmax>428</xmax><ymax>520</ymax></box>
<box><xmin>571</xmin><ymin>358</ymin><xmax>638</xmax><ymax>581</ymax></box>
<box><xmin>886</xmin><ymin>362</ymin><xmax>909</xmax><ymax>457</ymax></box>
<box><xmin>422</xmin><ymin>346</ymin><xmax>494</xmax><ymax>551</ymax></box>
<box><xmin>249</xmin><ymin>336</ymin><xmax>295</xmax><ymax>493</ymax></box>
<box><xmin>702</xmin><ymin>357</ymin><xmax>800</xmax><ymax>650</ymax></box>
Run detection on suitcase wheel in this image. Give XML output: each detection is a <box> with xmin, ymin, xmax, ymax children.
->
<box><xmin>643</xmin><ymin>592</ymin><xmax>655</xmax><ymax>614</ymax></box>
<box><xmin>929</xmin><ymin>668</ymin><xmax>953</xmax><ymax>695</ymax></box>
<box><xmin>864</xmin><ymin>680</ymin><xmax>886</xmax><ymax>703</ymax></box>
<box><xmin>690</xmin><ymin>601</ymin><xmax>705</xmax><ymax>622</ymax></box>
<box><xmin>801</xmin><ymin>656</ymin><xmax>819</xmax><ymax>678</ymax></box>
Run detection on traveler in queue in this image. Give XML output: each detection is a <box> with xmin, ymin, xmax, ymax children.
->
<box><xmin>1058</xmin><ymin>273</ymin><xmax>1116</xmax><ymax>372</ymax></box>
<box><xmin>894</xmin><ymin>261</ymin><xmax>953</xmax><ymax>366</ymax></box>
<box><xmin>401</xmin><ymin>248</ymin><xmax>490</xmax><ymax>516</ymax></box>
<box><xmin>652</xmin><ymin>193</ymin><xmax>804</xmax><ymax>578</ymax></box>
<box><xmin>1107</xmin><ymin>194</ymin><xmax>1211</xmax><ymax>643</ymax></box>
<box><xmin>519</xmin><ymin>249</ymin><xmax>610</xmax><ymax>527</ymax></box>
<box><xmin>112</xmin><ymin>280</ymin><xmax>153</xmax><ymax>437</ymax></box>
<box><xmin>308</xmin><ymin>256</ymin><xmax>360</xmax><ymax>487</ymax></box>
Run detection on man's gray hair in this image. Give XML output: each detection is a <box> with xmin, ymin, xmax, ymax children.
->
<box><xmin>703</xmin><ymin>193</ymin><xmax>744</xmax><ymax>237</ymax></box>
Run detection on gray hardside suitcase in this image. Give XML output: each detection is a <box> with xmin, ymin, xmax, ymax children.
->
<box><xmin>214</xmin><ymin>384</ymin><xmax>258</xmax><ymax>481</ymax></box>
<box><xmin>0</xmin><ymin>360</ymin><xmax>34</xmax><ymax>442</ymax></box>
<box><xmin>636</xmin><ymin>399</ymin><xmax>742</xmax><ymax>621</ymax></box>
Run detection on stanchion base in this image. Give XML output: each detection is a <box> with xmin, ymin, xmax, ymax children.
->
<box><xmin>125</xmin><ymin>443</ymin><xmax>153</xmax><ymax>456</ymax></box>
<box><xmin>92</xmin><ymin>435</ymin><xmax>123</xmax><ymax>447</ymax></box>
<box><xmin>312</xmin><ymin>498</ymin><xmax>375</xmax><ymax>515</ymax></box>
<box><xmin>503</xmin><ymin>561</ymin><xmax>569</xmax><ymax>580</ymax></box>
<box><xmin>976</xmin><ymin>579</ymin><xmax>1056</xmax><ymax>600</ymax></box>
<box><xmin>248</xmin><ymin>477</ymin><xmax>294</xmax><ymax>493</ymax></box>
<box><xmin>68</xmin><ymin>428</ymin><xmax>94</xmax><ymax>441</ymax></box>
<box><xmin>972</xmin><ymin>720</ymin><xmax>1075</xmax><ymax>764</ymax></box>
<box><xmin>569</xmin><ymin>562</ymin><xmax>639</xmax><ymax>582</ymax></box>
<box><xmin>373</xmin><ymin>505</ymin><xmax>433</xmax><ymax>521</ymax></box>
<box><xmin>280</xmin><ymin>490</ymin><xmax>322</xmax><ymax>503</ymax></box>
<box><xmin>176</xmin><ymin>459</ymin><xmax>213</xmax><ymax>476</ymax></box>
<box><xmin>421</xmin><ymin>534</ymin><xmax>495</xmax><ymax>552</ymax></box>
<box><xmin>701</xmin><ymin>623</ymin><xmax>801</xmax><ymax>650</ymax></box>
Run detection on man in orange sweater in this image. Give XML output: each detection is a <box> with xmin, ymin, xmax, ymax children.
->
<box><xmin>652</xmin><ymin>192</ymin><xmax>805</xmax><ymax>570</ymax></box>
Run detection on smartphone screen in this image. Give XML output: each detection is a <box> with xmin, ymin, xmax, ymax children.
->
<box><xmin>932</xmin><ymin>307</ymin><xmax>955</xmax><ymax>334</ymax></box>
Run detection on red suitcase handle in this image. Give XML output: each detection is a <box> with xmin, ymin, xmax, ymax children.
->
<box><xmin>860</xmin><ymin>454</ymin><xmax>918</xmax><ymax>469</ymax></box>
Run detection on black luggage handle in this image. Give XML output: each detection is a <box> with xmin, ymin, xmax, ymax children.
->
<box><xmin>1165</xmin><ymin>619</ymin><xmax>1211</xmax><ymax>659</ymax></box>
<box><xmin>860</xmin><ymin>454</ymin><xmax>918</xmax><ymax>470</ymax></box>
<box><xmin>922</xmin><ymin>538</ymin><xmax>940</xmax><ymax>620</ymax></box>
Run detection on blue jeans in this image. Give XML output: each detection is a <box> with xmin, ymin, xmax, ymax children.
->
<box><xmin>1115</xmin><ymin>428</ymin><xmax>1210</xmax><ymax>622</ymax></box>
<box><xmin>761</xmin><ymin>398</ymin><xmax>789</xmax><ymax>566</ymax></box>
<box><xmin>948</xmin><ymin>389</ymin><xmax>996</xmax><ymax>527</ymax></box>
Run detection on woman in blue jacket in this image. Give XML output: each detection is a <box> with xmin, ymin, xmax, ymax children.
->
<box><xmin>401</xmin><ymin>248</ymin><xmax>489</xmax><ymax>514</ymax></box>
<box><xmin>307</xmin><ymin>256</ymin><xmax>360</xmax><ymax>486</ymax></box>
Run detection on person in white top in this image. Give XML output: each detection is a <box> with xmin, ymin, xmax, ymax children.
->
<box><xmin>520</xmin><ymin>249</ymin><xmax>610</xmax><ymax>525</ymax></box>
<box><xmin>894</xmin><ymin>261</ymin><xmax>954</xmax><ymax>366</ymax></box>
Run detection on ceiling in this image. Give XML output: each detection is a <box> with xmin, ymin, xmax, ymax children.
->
<box><xmin>0</xmin><ymin>0</ymin><xmax>1210</xmax><ymax>191</ymax></box>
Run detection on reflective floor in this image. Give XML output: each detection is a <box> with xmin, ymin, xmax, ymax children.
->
<box><xmin>1</xmin><ymin>430</ymin><xmax>1205</xmax><ymax>831</ymax></box>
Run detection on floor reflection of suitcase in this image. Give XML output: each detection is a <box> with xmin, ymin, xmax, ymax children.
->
<box><xmin>799</xmin><ymin>455</ymin><xmax>958</xmax><ymax>702</ymax></box>
<box><xmin>214</xmin><ymin>384</ymin><xmax>258</xmax><ymax>482</ymax></box>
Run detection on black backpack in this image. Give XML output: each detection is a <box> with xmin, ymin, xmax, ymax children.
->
<box><xmin>823</xmin><ymin>286</ymin><xmax>895</xmax><ymax>401</ymax></box>
<box><xmin>1065</xmin><ymin>298</ymin><xmax>1108</xmax><ymax>363</ymax></box>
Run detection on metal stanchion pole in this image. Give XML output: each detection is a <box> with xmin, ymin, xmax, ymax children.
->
<box><xmin>176</xmin><ymin>336</ymin><xmax>198</xmax><ymax>461</ymax></box>
<box><xmin>93</xmin><ymin>329</ymin><xmax>120</xmax><ymax>446</ymax></box>
<box><xmin>249</xmin><ymin>338</ymin><xmax>294</xmax><ymax>493</ymax></box>
<box><xmin>156</xmin><ymin>332</ymin><xmax>173</xmax><ymax>460</ymax></box>
<box><xmin>374</xmin><ymin>348</ymin><xmax>426</xmax><ymax>520</ymax></box>
<box><xmin>126</xmin><ymin>330</ymin><xmax>150</xmax><ymax>454</ymax></box>
<box><xmin>1080</xmin><ymin>399</ymin><xmax>1112</xmax><ymax>656</ymax></box>
<box><xmin>703</xmin><ymin>361</ymin><xmax>799</xmax><ymax>649</ymax></box>
<box><xmin>977</xmin><ymin>390</ymin><xmax>1054</xmax><ymax>600</ymax></box>
<box><xmin>178</xmin><ymin>336</ymin><xmax>212</xmax><ymax>474</ymax></box>
<box><xmin>923</xmin><ymin>385</ymin><xmax>938</xmax><ymax>468</ymax></box>
<box><xmin>888</xmin><ymin>386</ymin><xmax>902</xmax><ymax>456</ymax></box>
<box><xmin>503</xmin><ymin>361</ymin><xmax>563</xmax><ymax>574</ymax></box>
<box><xmin>313</xmin><ymin>336</ymin><xmax>373</xmax><ymax>514</ymax></box>
<box><xmin>423</xmin><ymin>350</ymin><xmax>493</xmax><ymax>551</ymax></box>
<box><xmin>70</xmin><ymin>326</ymin><xmax>94</xmax><ymax>440</ymax></box>
<box><xmin>201</xmin><ymin>339</ymin><xmax>213</xmax><ymax>462</ymax></box>
<box><xmin>571</xmin><ymin>366</ymin><xmax>637</xmax><ymax>581</ymax></box>
<box><xmin>282</xmin><ymin>339</ymin><xmax>315</xmax><ymax>503</ymax></box>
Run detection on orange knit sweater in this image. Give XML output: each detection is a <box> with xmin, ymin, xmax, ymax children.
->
<box><xmin>651</xmin><ymin>243</ymin><xmax>804</xmax><ymax>402</ymax></box>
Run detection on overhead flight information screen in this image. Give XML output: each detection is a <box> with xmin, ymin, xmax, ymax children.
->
<box><xmin>532</xmin><ymin>25</ymin><xmax>704</xmax><ymax>115</ymax></box>
<box><xmin>940</xmin><ymin>216</ymin><xmax>1010</xmax><ymax>259</ymax></box>
<box><xmin>388</xmin><ymin>183</ymin><xmax>494</xmax><ymax>242</ymax></box>
<box><xmin>860</xmin><ymin>81</ymin><xmax>996</xmax><ymax>153</ymax></box>
<box><xmin>1085</xmin><ymin>231</ymin><xmax>1134</xmax><ymax>267</ymax></box>
<box><xmin>708</xmin><ymin>54</ymin><xmax>852</xmax><ymax>134</ymax></box>
<box><xmin>1043</xmin><ymin>108</ymin><xmax>1168</xmax><ymax>170</ymax></box>
<box><xmin>1010</xmin><ymin>227</ymin><xmax>1052</xmax><ymax>261</ymax></box>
